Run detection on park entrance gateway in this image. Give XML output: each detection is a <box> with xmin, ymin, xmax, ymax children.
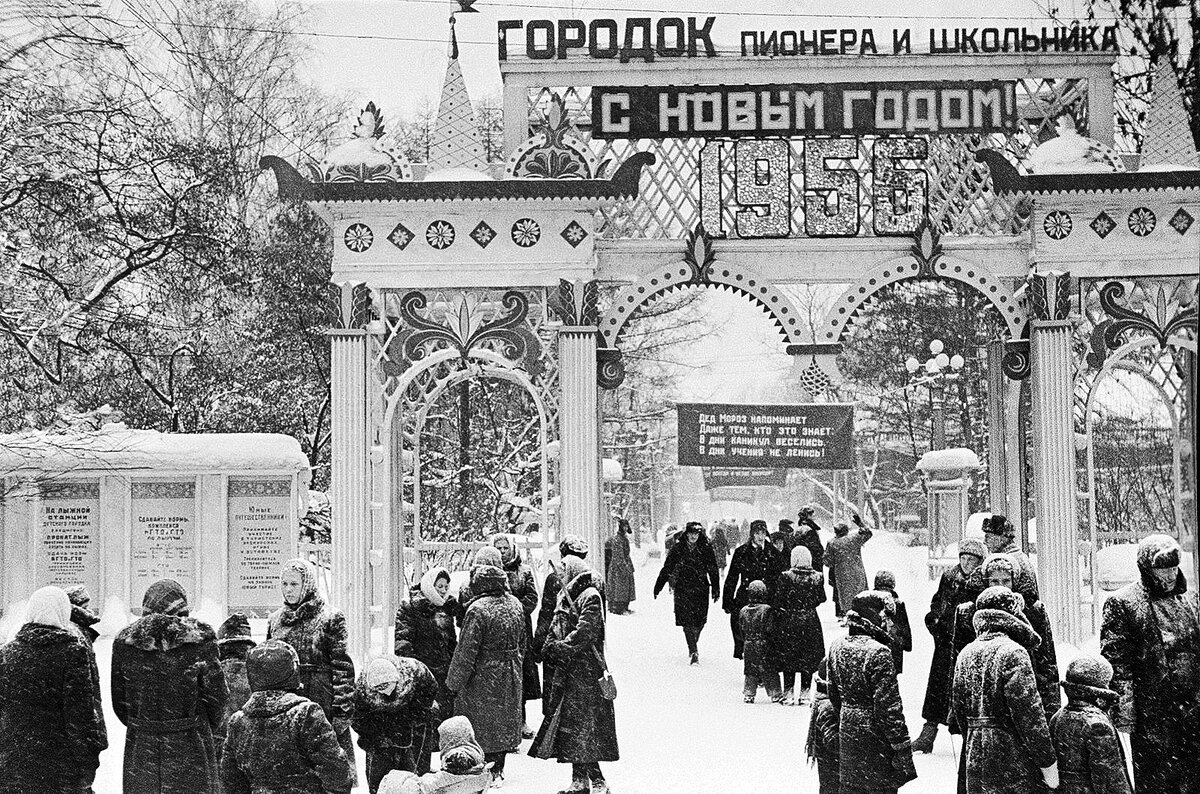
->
<box><xmin>261</xmin><ymin>15</ymin><xmax>1198</xmax><ymax>660</ymax></box>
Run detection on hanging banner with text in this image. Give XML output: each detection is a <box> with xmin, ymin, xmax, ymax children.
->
<box><xmin>701</xmin><ymin>467</ymin><xmax>788</xmax><ymax>490</ymax></box>
<box><xmin>678</xmin><ymin>403</ymin><xmax>855</xmax><ymax>469</ymax></box>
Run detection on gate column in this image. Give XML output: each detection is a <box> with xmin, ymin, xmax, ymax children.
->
<box><xmin>329</xmin><ymin>282</ymin><xmax>371</xmax><ymax>663</ymax></box>
<box><xmin>558</xmin><ymin>325</ymin><xmax>603</xmax><ymax>559</ymax></box>
<box><xmin>1029</xmin><ymin>271</ymin><xmax>1083</xmax><ymax>645</ymax></box>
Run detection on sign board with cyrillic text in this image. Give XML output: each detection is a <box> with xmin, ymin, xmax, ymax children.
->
<box><xmin>678</xmin><ymin>403</ymin><xmax>855</xmax><ymax>469</ymax></box>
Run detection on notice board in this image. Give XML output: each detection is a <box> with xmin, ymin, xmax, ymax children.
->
<box><xmin>227</xmin><ymin>478</ymin><xmax>294</xmax><ymax>617</ymax></box>
<box><xmin>130</xmin><ymin>480</ymin><xmax>197</xmax><ymax>604</ymax></box>
<box><xmin>36</xmin><ymin>481</ymin><xmax>101</xmax><ymax>595</ymax></box>
<box><xmin>678</xmin><ymin>403</ymin><xmax>854</xmax><ymax>469</ymax></box>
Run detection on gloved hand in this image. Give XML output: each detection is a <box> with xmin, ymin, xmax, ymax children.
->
<box><xmin>890</xmin><ymin>741</ymin><xmax>917</xmax><ymax>784</ymax></box>
<box><xmin>1040</xmin><ymin>763</ymin><xmax>1060</xmax><ymax>790</ymax></box>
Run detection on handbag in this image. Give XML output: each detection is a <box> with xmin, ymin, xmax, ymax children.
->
<box><xmin>562</xmin><ymin>584</ymin><xmax>618</xmax><ymax>701</ymax></box>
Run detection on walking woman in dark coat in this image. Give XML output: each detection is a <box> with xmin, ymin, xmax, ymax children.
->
<box><xmin>539</xmin><ymin>555</ymin><xmax>618</xmax><ymax>794</ymax></box>
<box><xmin>912</xmin><ymin>537</ymin><xmax>985</xmax><ymax>753</ymax></box>
<box><xmin>268</xmin><ymin>557</ymin><xmax>358</xmax><ymax>778</ymax></box>
<box><xmin>773</xmin><ymin>545</ymin><xmax>827</xmax><ymax>704</ymax></box>
<box><xmin>446</xmin><ymin>545</ymin><xmax>527</xmax><ymax>785</ymax></box>
<box><xmin>533</xmin><ymin>535</ymin><xmax>590</xmax><ymax>719</ymax></box>
<box><xmin>0</xmin><ymin>586</ymin><xmax>107</xmax><ymax>794</ymax></box>
<box><xmin>112</xmin><ymin>579</ymin><xmax>228</xmax><ymax>794</ymax></box>
<box><xmin>1100</xmin><ymin>533</ymin><xmax>1200</xmax><ymax>794</ymax></box>
<box><xmin>826</xmin><ymin>592</ymin><xmax>916</xmax><ymax>794</ymax></box>
<box><xmin>492</xmin><ymin>533</ymin><xmax>542</xmax><ymax>735</ymax></box>
<box><xmin>654</xmin><ymin>520</ymin><xmax>720</xmax><ymax>664</ymax></box>
<box><xmin>951</xmin><ymin>586</ymin><xmax>1059</xmax><ymax>794</ymax></box>
<box><xmin>796</xmin><ymin>505</ymin><xmax>827</xmax><ymax>572</ymax></box>
<box><xmin>395</xmin><ymin>565</ymin><xmax>459</xmax><ymax>741</ymax></box>
<box><xmin>825</xmin><ymin>514</ymin><xmax>873</xmax><ymax>616</ymax></box>
<box><xmin>604</xmin><ymin>519</ymin><xmax>637</xmax><ymax>614</ymax></box>
<box><xmin>723</xmin><ymin>520</ymin><xmax>784</xmax><ymax>659</ymax></box>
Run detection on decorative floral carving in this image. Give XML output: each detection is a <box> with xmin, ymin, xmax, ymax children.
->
<box><xmin>1169</xmin><ymin>208</ymin><xmax>1194</xmax><ymax>235</ymax></box>
<box><xmin>390</xmin><ymin>290</ymin><xmax>543</xmax><ymax>376</ymax></box>
<box><xmin>388</xmin><ymin>222</ymin><xmax>414</xmax><ymax>250</ymax></box>
<box><xmin>303</xmin><ymin>102</ymin><xmax>413</xmax><ymax>183</ymax></box>
<box><xmin>1127</xmin><ymin>207</ymin><xmax>1156</xmax><ymax>236</ymax></box>
<box><xmin>1029</xmin><ymin>271</ymin><xmax>1073</xmax><ymax>322</ymax></box>
<box><xmin>1097</xmin><ymin>280</ymin><xmax>1198</xmax><ymax>350</ymax></box>
<box><xmin>550</xmin><ymin>279</ymin><xmax>599</xmax><ymax>326</ymax></box>
<box><xmin>682</xmin><ymin>223</ymin><xmax>717</xmax><ymax>284</ymax></box>
<box><xmin>1090</xmin><ymin>211</ymin><xmax>1116</xmax><ymax>239</ymax></box>
<box><xmin>910</xmin><ymin>217</ymin><xmax>944</xmax><ymax>277</ymax></box>
<box><xmin>344</xmin><ymin>223</ymin><xmax>373</xmax><ymax>252</ymax></box>
<box><xmin>470</xmin><ymin>221</ymin><xmax>496</xmax><ymax>248</ymax></box>
<box><xmin>132</xmin><ymin>481</ymin><xmax>196</xmax><ymax>499</ymax></box>
<box><xmin>597</xmin><ymin>347</ymin><xmax>625</xmax><ymax>389</ymax></box>
<box><xmin>511</xmin><ymin>218</ymin><xmax>541</xmax><ymax>247</ymax></box>
<box><xmin>504</xmin><ymin>92</ymin><xmax>605</xmax><ymax>180</ymax></box>
<box><xmin>426</xmin><ymin>220</ymin><xmax>455</xmax><ymax>249</ymax></box>
<box><xmin>1043</xmin><ymin>210</ymin><xmax>1072</xmax><ymax>240</ymax></box>
<box><xmin>560</xmin><ymin>219</ymin><xmax>589</xmax><ymax>248</ymax></box>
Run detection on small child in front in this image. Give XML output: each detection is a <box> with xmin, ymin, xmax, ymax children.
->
<box><xmin>739</xmin><ymin>580</ymin><xmax>782</xmax><ymax>703</ymax></box>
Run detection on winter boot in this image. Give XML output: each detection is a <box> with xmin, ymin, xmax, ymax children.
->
<box><xmin>912</xmin><ymin>722</ymin><xmax>939</xmax><ymax>753</ymax></box>
<box><xmin>557</xmin><ymin>767</ymin><xmax>590</xmax><ymax>794</ymax></box>
<box><xmin>689</xmin><ymin>651</ymin><xmax>699</xmax><ymax>665</ymax></box>
<box><xmin>743</xmin><ymin>694</ymin><xmax>755</xmax><ymax>704</ymax></box>
<box><xmin>780</xmin><ymin>688</ymin><xmax>794</xmax><ymax>706</ymax></box>
<box><xmin>590</xmin><ymin>778</ymin><xmax>612</xmax><ymax>794</ymax></box>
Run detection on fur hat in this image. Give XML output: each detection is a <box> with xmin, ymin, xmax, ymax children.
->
<box><xmin>976</xmin><ymin>585</ymin><xmax>1025</xmax><ymax>616</ymax></box>
<box><xmin>833</xmin><ymin>522</ymin><xmax>851</xmax><ymax>537</ymax></box>
<box><xmin>1137</xmin><ymin>534</ymin><xmax>1182</xmax><ymax>571</ymax></box>
<box><xmin>65</xmin><ymin>585</ymin><xmax>91</xmax><ymax>609</ymax></box>
<box><xmin>845</xmin><ymin>591</ymin><xmax>890</xmax><ymax>643</ymax></box>
<box><xmin>684</xmin><ymin>521</ymin><xmax>704</xmax><ymax>533</ymax></box>
<box><xmin>142</xmin><ymin>579</ymin><xmax>188</xmax><ymax>616</ymax></box>
<box><xmin>984</xmin><ymin>514</ymin><xmax>1016</xmax><ymax>538</ymax></box>
<box><xmin>982</xmin><ymin>554</ymin><xmax>1018</xmax><ymax>583</ymax></box>
<box><xmin>959</xmin><ymin>538</ymin><xmax>987</xmax><ymax>561</ymax></box>
<box><xmin>779</xmin><ymin>518</ymin><xmax>795</xmax><ymax>532</ymax></box>
<box><xmin>749</xmin><ymin>519</ymin><xmax>769</xmax><ymax>536</ymax></box>
<box><xmin>747</xmin><ymin>580</ymin><xmax>769</xmax><ymax>603</ymax></box>
<box><xmin>873</xmin><ymin>570</ymin><xmax>897</xmax><ymax>591</ymax></box>
<box><xmin>558</xmin><ymin>534</ymin><xmax>589</xmax><ymax>559</ymax></box>
<box><xmin>217</xmin><ymin>613</ymin><xmax>253</xmax><ymax>645</ymax></box>
<box><xmin>378</xmin><ymin>770</ymin><xmax>425</xmax><ymax>794</ymax></box>
<box><xmin>1062</xmin><ymin>655</ymin><xmax>1118</xmax><ymax>703</ymax></box>
<box><xmin>791</xmin><ymin>546</ymin><xmax>813</xmax><ymax>569</ymax></box>
<box><xmin>247</xmin><ymin>640</ymin><xmax>301</xmax><ymax>692</ymax></box>
<box><xmin>472</xmin><ymin>545</ymin><xmax>503</xmax><ymax>569</ymax></box>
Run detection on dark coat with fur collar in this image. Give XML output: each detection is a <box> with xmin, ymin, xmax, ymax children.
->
<box><xmin>446</xmin><ymin>565</ymin><xmax>527</xmax><ymax>754</ymax></box>
<box><xmin>112</xmin><ymin>613</ymin><xmax>227</xmax><ymax>794</ymax></box>
<box><xmin>222</xmin><ymin>690</ymin><xmax>353</xmax><ymax>794</ymax></box>
<box><xmin>395</xmin><ymin>586</ymin><xmax>458</xmax><ymax>705</ymax></box>
<box><xmin>66</xmin><ymin>603</ymin><xmax>107</xmax><ymax>784</ymax></box>
<box><xmin>541</xmin><ymin>570</ymin><xmax>619</xmax><ymax>763</ymax></box>
<box><xmin>502</xmin><ymin>554</ymin><xmax>542</xmax><ymax>702</ymax></box>
<box><xmin>0</xmin><ymin>623</ymin><xmax>107</xmax><ymax>793</ymax></box>
<box><xmin>1049</xmin><ymin>683</ymin><xmax>1132</xmax><ymax>794</ymax></box>
<box><xmin>951</xmin><ymin>608</ymin><xmax>1055</xmax><ymax>794</ymax></box>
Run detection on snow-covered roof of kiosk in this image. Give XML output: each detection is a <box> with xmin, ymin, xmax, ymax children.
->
<box><xmin>916</xmin><ymin>447</ymin><xmax>982</xmax><ymax>472</ymax></box>
<box><xmin>0</xmin><ymin>429</ymin><xmax>311</xmax><ymax>478</ymax></box>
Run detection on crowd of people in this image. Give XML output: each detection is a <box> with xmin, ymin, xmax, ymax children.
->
<box><xmin>0</xmin><ymin>513</ymin><xmax>1196</xmax><ymax>794</ymax></box>
<box><xmin>0</xmin><ymin>532</ymin><xmax>616</xmax><ymax>794</ymax></box>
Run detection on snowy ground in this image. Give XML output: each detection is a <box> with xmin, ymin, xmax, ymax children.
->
<box><xmin>89</xmin><ymin>531</ymin><xmax>1094</xmax><ymax>792</ymax></box>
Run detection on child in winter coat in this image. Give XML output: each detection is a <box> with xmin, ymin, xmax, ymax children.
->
<box><xmin>1050</xmin><ymin>656</ymin><xmax>1132</xmax><ymax>794</ymax></box>
<box><xmin>871</xmin><ymin>570</ymin><xmax>913</xmax><ymax>675</ymax></box>
<box><xmin>806</xmin><ymin>658</ymin><xmax>840</xmax><ymax>794</ymax></box>
<box><xmin>216</xmin><ymin>613</ymin><xmax>257</xmax><ymax>754</ymax></box>
<box><xmin>739</xmin><ymin>580</ymin><xmax>783</xmax><ymax>703</ymax></box>
<box><xmin>352</xmin><ymin>656</ymin><xmax>441</xmax><ymax>794</ymax></box>
<box><xmin>378</xmin><ymin>716</ymin><xmax>491</xmax><ymax>794</ymax></box>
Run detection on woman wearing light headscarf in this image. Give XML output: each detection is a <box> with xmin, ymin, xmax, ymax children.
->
<box><xmin>0</xmin><ymin>586</ymin><xmax>107</xmax><ymax>793</ymax></box>
<box><xmin>395</xmin><ymin>566</ymin><xmax>459</xmax><ymax>738</ymax></box>
<box><xmin>112</xmin><ymin>579</ymin><xmax>227</xmax><ymax>793</ymax></box>
<box><xmin>268</xmin><ymin>558</ymin><xmax>357</xmax><ymax>780</ymax></box>
<box><xmin>491</xmin><ymin>533</ymin><xmax>541</xmax><ymax>737</ymax></box>
<box><xmin>446</xmin><ymin>546</ymin><xmax>526</xmax><ymax>786</ymax></box>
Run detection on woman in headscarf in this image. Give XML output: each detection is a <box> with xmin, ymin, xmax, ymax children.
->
<box><xmin>604</xmin><ymin>519</ymin><xmax>637</xmax><ymax>615</ymax></box>
<box><xmin>268</xmin><ymin>558</ymin><xmax>357</xmax><ymax>778</ymax></box>
<box><xmin>772</xmin><ymin>545</ymin><xmax>827</xmax><ymax>705</ymax></box>
<box><xmin>395</xmin><ymin>566</ymin><xmax>459</xmax><ymax>743</ymax></box>
<box><xmin>112</xmin><ymin>579</ymin><xmax>228</xmax><ymax>794</ymax></box>
<box><xmin>0</xmin><ymin>586</ymin><xmax>107</xmax><ymax>793</ymax></box>
<box><xmin>533</xmin><ymin>535</ymin><xmax>591</xmax><ymax>720</ymax></box>
<box><xmin>492</xmin><ymin>533</ymin><xmax>541</xmax><ymax>738</ymax></box>
<box><xmin>539</xmin><ymin>555</ymin><xmax>619</xmax><ymax>794</ymax></box>
<box><xmin>445</xmin><ymin>546</ymin><xmax>526</xmax><ymax>787</ymax></box>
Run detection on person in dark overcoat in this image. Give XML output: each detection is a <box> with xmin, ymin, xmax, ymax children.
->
<box><xmin>709</xmin><ymin>522</ymin><xmax>731</xmax><ymax>573</ymax></box>
<box><xmin>824</xmin><ymin>513</ymin><xmax>873</xmax><ymax>616</ymax></box>
<box><xmin>268</xmin><ymin>557</ymin><xmax>357</xmax><ymax>778</ymax></box>
<box><xmin>772</xmin><ymin>545</ymin><xmax>827</xmax><ymax>704</ymax></box>
<box><xmin>112</xmin><ymin>578</ymin><xmax>228</xmax><ymax>794</ymax></box>
<box><xmin>65</xmin><ymin>583</ymin><xmax>107</xmax><ymax>792</ymax></box>
<box><xmin>604</xmin><ymin>519</ymin><xmax>637</xmax><ymax>615</ymax></box>
<box><xmin>215</xmin><ymin>613</ymin><xmax>256</xmax><ymax>760</ymax></box>
<box><xmin>653</xmin><ymin>520</ymin><xmax>720</xmax><ymax>664</ymax></box>
<box><xmin>492</xmin><ymin>533</ymin><xmax>542</xmax><ymax>737</ymax></box>
<box><xmin>539</xmin><ymin>555</ymin><xmax>618</xmax><ymax>794</ymax></box>
<box><xmin>446</xmin><ymin>546</ymin><xmax>526</xmax><ymax>785</ymax></box>
<box><xmin>871</xmin><ymin>570</ymin><xmax>913</xmax><ymax>676</ymax></box>
<box><xmin>954</xmin><ymin>554</ymin><xmax>1060</xmax><ymax>723</ymax></box>
<box><xmin>221</xmin><ymin>640</ymin><xmax>354</xmax><ymax>794</ymax></box>
<box><xmin>951</xmin><ymin>586</ymin><xmax>1059</xmax><ymax>794</ymax></box>
<box><xmin>352</xmin><ymin>657</ymin><xmax>439</xmax><ymax>794</ymax></box>
<box><xmin>827</xmin><ymin>592</ymin><xmax>915</xmax><ymax>794</ymax></box>
<box><xmin>806</xmin><ymin>658</ymin><xmax>840</xmax><ymax>794</ymax></box>
<box><xmin>913</xmin><ymin>537</ymin><xmax>985</xmax><ymax>753</ymax></box>
<box><xmin>723</xmin><ymin>520</ymin><xmax>784</xmax><ymax>659</ymax></box>
<box><xmin>1049</xmin><ymin>655</ymin><xmax>1132</xmax><ymax>794</ymax></box>
<box><xmin>394</xmin><ymin>565</ymin><xmax>458</xmax><ymax>732</ymax></box>
<box><xmin>533</xmin><ymin>535</ymin><xmax>590</xmax><ymax>719</ymax></box>
<box><xmin>0</xmin><ymin>586</ymin><xmax>107</xmax><ymax>794</ymax></box>
<box><xmin>796</xmin><ymin>504</ymin><xmax>826</xmax><ymax>573</ymax></box>
<box><xmin>1100</xmin><ymin>533</ymin><xmax>1200</xmax><ymax>794</ymax></box>
<box><xmin>740</xmin><ymin>581</ymin><xmax>782</xmax><ymax>703</ymax></box>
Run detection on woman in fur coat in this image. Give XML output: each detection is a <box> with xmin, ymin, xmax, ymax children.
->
<box><xmin>0</xmin><ymin>586</ymin><xmax>107</xmax><ymax>793</ymax></box>
<box><xmin>395</xmin><ymin>566</ymin><xmax>458</xmax><ymax>718</ymax></box>
<box><xmin>112</xmin><ymin>579</ymin><xmax>228</xmax><ymax>794</ymax></box>
<box><xmin>772</xmin><ymin>546</ymin><xmax>827</xmax><ymax>704</ymax></box>
<box><xmin>352</xmin><ymin>657</ymin><xmax>439</xmax><ymax>794</ymax></box>
<box><xmin>268</xmin><ymin>558</ymin><xmax>357</xmax><ymax>777</ymax></box>
<box><xmin>492</xmin><ymin>534</ymin><xmax>542</xmax><ymax>735</ymax></box>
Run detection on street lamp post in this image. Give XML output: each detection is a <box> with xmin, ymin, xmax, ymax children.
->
<box><xmin>905</xmin><ymin>339</ymin><xmax>965</xmax><ymax>451</ymax></box>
